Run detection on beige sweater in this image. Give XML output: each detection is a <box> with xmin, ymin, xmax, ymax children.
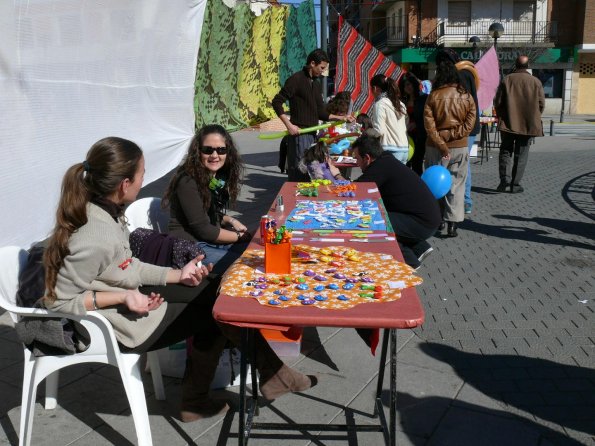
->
<box><xmin>48</xmin><ymin>203</ymin><xmax>169</xmax><ymax>348</ymax></box>
<box><xmin>371</xmin><ymin>96</ymin><xmax>409</xmax><ymax>148</ymax></box>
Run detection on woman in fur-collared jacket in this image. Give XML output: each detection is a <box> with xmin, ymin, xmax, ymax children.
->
<box><xmin>424</xmin><ymin>61</ymin><xmax>476</xmax><ymax>237</ymax></box>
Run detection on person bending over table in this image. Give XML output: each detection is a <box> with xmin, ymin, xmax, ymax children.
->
<box><xmin>164</xmin><ymin>124</ymin><xmax>253</xmax><ymax>276</ymax></box>
<box><xmin>44</xmin><ymin>137</ymin><xmax>316</xmax><ymax>424</ymax></box>
<box><xmin>352</xmin><ymin>134</ymin><xmax>441</xmax><ymax>269</ymax></box>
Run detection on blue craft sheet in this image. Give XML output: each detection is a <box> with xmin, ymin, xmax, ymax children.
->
<box><xmin>285</xmin><ymin>200</ymin><xmax>387</xmax><ymax>231</ymax></box>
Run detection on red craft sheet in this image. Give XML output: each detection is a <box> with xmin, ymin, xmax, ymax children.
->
<box><xmin>213</xmin><ymin>182</ymin><xmax>425</xmax><ymax>332</ymax></box>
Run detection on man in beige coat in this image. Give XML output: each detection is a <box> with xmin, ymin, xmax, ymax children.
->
<box><xmin>494</xmin><ymin>55</ymin><xmax>545</xmax><ymax>193</ymax></box>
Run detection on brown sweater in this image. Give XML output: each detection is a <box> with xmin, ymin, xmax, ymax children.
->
<box><xmin>272</xmin><ymin>67</ymin><xmax>330</xmax><ymax>128</ymax></box>
<box><xmin>168</xmin><ymin>173</ymin><xmax>221</xmax><ymax>244</ymax></box>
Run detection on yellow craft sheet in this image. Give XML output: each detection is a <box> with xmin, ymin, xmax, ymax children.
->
<box><xmin>220</xmin><ymin>245</ymin><xmax>423</xmax><ymax>310</ymax></box>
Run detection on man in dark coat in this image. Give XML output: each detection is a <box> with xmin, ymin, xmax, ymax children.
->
<box><xmin>353</xmin><ymin>133</ymin><xmax>441</xmax><ymax>269</ymax></box>
<box><xmin>272</xmin><ymin>49</ymin><xmax>353</xmax><ymax>181</ymax></box>
<box><xmin>494</xmin><ymin>55</ymin><xmax>545</xmax><ymax>193</ymax></box>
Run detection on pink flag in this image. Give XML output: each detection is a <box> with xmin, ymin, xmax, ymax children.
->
<box><xmin>476</xmin><ymin>46</ymin><xmax>500</xmax><ymax>112</ymax></box>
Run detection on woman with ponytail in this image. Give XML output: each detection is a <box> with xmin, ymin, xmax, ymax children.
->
<box><xmin>45</xmin><ymin>136</ymin><xmax>316</xmax><ymax>423</ymax></box>
<box><xmin>369</xmin><ymin>74</ymin><xmax>410</xmax><ymax>163</ymax></box>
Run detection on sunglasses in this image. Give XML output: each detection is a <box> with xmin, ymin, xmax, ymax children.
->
<box><xmin>200</xmin><ymin>146</ymin><xmax>228</xmax><ymax>155</ymax></box>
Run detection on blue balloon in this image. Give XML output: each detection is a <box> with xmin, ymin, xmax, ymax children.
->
<box><xmin>337</xmin><ymin>139</ymin><xmax>350</xmax><ymax>150</ymax></box>
<box><xmin>421</xmin><ymin>165</ymin><xmax>452</xmax><ymax>199</ymax></box>
<box><xmin>329</xmin><ymin>143</ymin><xmax>342</xmax><ymax>154</ymax></box>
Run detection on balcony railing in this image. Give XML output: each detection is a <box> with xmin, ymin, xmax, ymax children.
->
<box><xmin>421</xmin><ymin>20</ymin><xmax>557</xmax><ymax>46</ymax></box>
<box><xmin>372</xmin><ymin>26</ymin><xmax>406</xmax><ymax>48</ymax></box>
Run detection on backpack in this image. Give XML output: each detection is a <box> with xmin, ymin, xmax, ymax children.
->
<box><xmin>16</xmin><ymin>244</ymin><xmax>46</xmax><ymax>308</ymax></box>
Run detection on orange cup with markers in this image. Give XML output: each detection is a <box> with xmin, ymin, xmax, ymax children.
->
<box><xmin>265</xmin><ymin>242</ymin><xmax>292</xmax><ymax>275</ymax></box>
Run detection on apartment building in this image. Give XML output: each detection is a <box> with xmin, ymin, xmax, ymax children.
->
<box><xmin>328</xmin><ymin>0</ymin><xmax>594</xmax><ymax>114</ymax></box>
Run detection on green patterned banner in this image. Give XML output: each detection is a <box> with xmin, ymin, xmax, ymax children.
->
<box><xmin>195</xmin><ymin>0</ymin><xmax>317</xmax><ymax>131</ymax></box>
<box><xmin>279</xmin><ymin>0</ymin><xmax>317</xmax><ymax>86</ymax></box>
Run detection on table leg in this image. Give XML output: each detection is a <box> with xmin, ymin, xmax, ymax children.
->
<box><xmin>390</xmin><ymin>328</ymin><xmax>397</xmax><ymax>446</ymax></box>
<box><xmin>375</xmin><ymin>330</ymin><xmax>390</xmax><ymax>416</ymax></box>
<box><xmin>239</xmin><ymin>328</ymin><xmax>247</xmax><ymax>446</ymax></box>
<box><xmin>479</xmin><ymin>124</ymin><xmax>487</xmax><ymax>165</ymax></box>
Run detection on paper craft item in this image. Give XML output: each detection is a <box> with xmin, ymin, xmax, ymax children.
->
<box><xmin>264</xmin><ymin>242</ymin><xmax>292</xmax><ymax>275</ymax></box>
<box><xmin>220</xmin><ymin>245</ymin><xmax>422</xmax><ymax>310</ymax></box>
<box><xmin>285</xmin><ymin>200</ymin><xmax>386</xmax><ymax>231</ymax></box>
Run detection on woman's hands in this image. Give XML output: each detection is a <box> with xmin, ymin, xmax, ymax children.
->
<box><xmin>224</xmin><ymin>216</ymin><xmax>251</xmax><ymax>243</ymax></box>
<box><xmin>123</xmin><ymin>289</ymin><xmax>164</xmax><ymax>315</ymax></box>
<box><xmin>178</xmin><ymin>255</ymin><xmax>212</xmax><ymax>286</ymax></box>
<box><xmin>227</xmin><ymin>217</ymin><xmax>247</xmax><ymax>233</ymax></box>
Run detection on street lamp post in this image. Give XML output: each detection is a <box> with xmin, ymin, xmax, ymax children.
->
<box><xmin>489</xmin><ymin>22</ymin><xmax>505</xmax><ymax>79</ymax></box>
<box><xmin>469</xmin><ymin>36</ymin><xmax>481</xmax><ymax>62</ymax></box>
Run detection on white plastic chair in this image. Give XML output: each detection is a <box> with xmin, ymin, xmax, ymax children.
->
<box><xmin>125</xmin><ymin>197</ymin><xmax>169</xmax><ymax>234</ymax></box>
<box><xmin>0</xmin><ymin>246</ymin><xmax>153</xmax><ymax>446</ymax></box>
<box><xmin>125</xmin><ymin>197</ymin><xmax>169</xmax><ymax>401</ymax></box>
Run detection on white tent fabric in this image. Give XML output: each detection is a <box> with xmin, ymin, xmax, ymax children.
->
<box><xmin>0</xmin><ymin>0</ymin><xmax>206</xmax><ymax>248</ymax></box>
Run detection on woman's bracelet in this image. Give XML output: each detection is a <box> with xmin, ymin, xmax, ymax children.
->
<box><xmin>233</xmin><ymin>229</ymin><xmax>242</xmax><ymax>241</ymax></box>
<box><xmin>92</xmin><ymin>290</ymin><xmax>99</xmax><ymax>310</ymax></box>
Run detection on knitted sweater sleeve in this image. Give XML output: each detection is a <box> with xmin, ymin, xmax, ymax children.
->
<box><xmin>50</xmin><ymin>213</ymin><xmax>168</xmax><ymax>315</ymax></box>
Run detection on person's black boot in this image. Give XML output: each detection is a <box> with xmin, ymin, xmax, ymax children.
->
<box><xmin>496</xmin><ymin>181</ymin><xmax>510</xmax><ymax>192</ymax></box>
<box><xmin>447</xmin><ymin>222</ymin><xmax>458</xmax><ymax>237</ymax></box>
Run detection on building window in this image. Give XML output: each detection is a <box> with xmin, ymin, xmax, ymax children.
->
<box><xmin>513</xmin><ymin>1</ymin><xmax>534</xmax><ymax>21</ymax></box>
<box><xmin>533</xmin><ymin>69</ymin><xmax>562</xmax><ymax>98</ymax></box>
<box><xmin>448</xmin><ymin>1</ymin><xmax>471</xmax><ymax>26</ymax></box>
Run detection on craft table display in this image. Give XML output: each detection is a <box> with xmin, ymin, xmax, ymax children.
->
<box><xmin>220</xmin><ymin>244</ymin><xmax>422</xmax><ymax>309</ymax></box>
<box><xmin>213</xmin><ymin>182</ymin><xmax>425</xmax><ymax>446</ymax></box>
<box><xmin>284</xmin><ymin>199</ymin><xmax>387</xmax><ymax>231</ymax></box>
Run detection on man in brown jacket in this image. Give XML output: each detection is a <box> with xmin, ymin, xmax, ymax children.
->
<box><xmin>494</xmin><ymin>55</ymin><xmax>545</xmax><ymax>193</ymax></box>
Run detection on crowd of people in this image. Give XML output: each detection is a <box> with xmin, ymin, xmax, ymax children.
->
<box><xmin>36</xmin><ymin>47</ymin><xmax>544</xmax><ymax>426</ymax></box>
<box><xmin>276</xmin><ymin>48</ymin><xmax>543</xmax><ymax>253</ymax></box>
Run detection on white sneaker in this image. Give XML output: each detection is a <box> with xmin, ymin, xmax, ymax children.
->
<box><xmin>417</xmin><ymin>246</ymin><xmax>434</xmax><ymax>264</ymax></box>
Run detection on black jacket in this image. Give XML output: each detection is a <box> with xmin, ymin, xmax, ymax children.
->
<box><xmin>356</xmin><ymin>152</ymin><xmax>442</xmax><ymax>229</ymax></box>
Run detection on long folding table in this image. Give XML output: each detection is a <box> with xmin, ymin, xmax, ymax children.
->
<box><xmin>212</xmin><ymin>182</ymin><xmax>425</xmax><ymax>445</ymax></box>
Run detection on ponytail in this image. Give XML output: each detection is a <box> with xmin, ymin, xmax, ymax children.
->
<box><xmin>371</xmin><ymin>73</ymin><xmax>404</xmax><ymax>119</ymax></box>
<box><xmin>385</xmin><ymin>78</ymin><xmax>404</xmax><ymax>119</ymax></box>
<box><xmin>44</xmin><ymin>164</ymin><xmax>90</xmax><ymax>304</ymax></box>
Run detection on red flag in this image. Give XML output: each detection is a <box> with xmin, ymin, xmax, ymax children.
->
<box><xmin>476</xmin><ymin>46</ymin><xmax>501</xmax><ymax>112</ymax></box>
<box><xmin>335</xmin><ymin>16</ymin><xmax>404</xmax><ymax>114</ymax></box>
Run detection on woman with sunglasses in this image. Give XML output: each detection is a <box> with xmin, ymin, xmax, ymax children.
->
<box><xmin>163</xmin><ymin>124</ymin><xmax>251</xmax><ymax>275</ymax></box>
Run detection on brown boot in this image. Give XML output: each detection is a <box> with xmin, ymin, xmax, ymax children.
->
<box><xmin>259</xmin><ymin>364</ymin><xmax>318</xmax><ymax>400</ymax></box>
<box><xmin>180</xmin><ymin>335</ymin><xmax>231</xmax><ymax>422</ymax></box>
<box><xmin>217</xmin><ymin>323</ymin><xmax>318</xmax><ymax>401</ymax></box>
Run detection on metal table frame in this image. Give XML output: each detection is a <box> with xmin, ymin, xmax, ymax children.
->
<box><xmin>236</xmin><ymin>328</ymin><xmax>398</xmax><ymax>446</ymax></box>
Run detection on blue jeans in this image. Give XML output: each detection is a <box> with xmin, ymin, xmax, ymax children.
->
<box><xmin>198</xmin><ymin>241</ymin><xmax>249</xmax><ymax>275</ymax></box>
<box><xmin>464</xmin><ymin>135</ymin><xmax>476</xmax><ymax>206</ymax></box>
<box><xmin>383</xmin><ymin>145</ymin><xmax>409</xmax><ymax>164</ymax></box>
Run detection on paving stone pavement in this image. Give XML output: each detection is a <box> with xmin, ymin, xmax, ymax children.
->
<box><xmin>0</xmin><ymin>131</ymin><xmax>593</xmax><ymax>445</ymax></box>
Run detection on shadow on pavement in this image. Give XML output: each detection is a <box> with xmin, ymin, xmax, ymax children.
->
<box><xmin>494</xmin><ymin>214</ymin><xmax>595</xmax><ymax>242</ymax></box>
<box><xmin>470</xmin><ymin>186</ymin><xmax>503</xmax><ymax>196</ymax></box>
<box><xmin>301</xmin><ymin>327</ymin><xmax>339</xmax><ymax>371</ymax></box>
<box><xmin>458</xmin><ymin>219</ymin><xmax>594</xmax><ymax>251</ymax></box>
<box><xmin>562</xmin><ymin>171</ymin><xmax>595</xmax><ymax>221</ymax></box>
<box><xmin>380</xmin><ymin>390</ymin><xmax>586</xmax><ymax>446</ymax></box>
<box><xmin>419</xmin><ymin>343</ymin><xmax>595</xmax><ymax>439</ymax></box>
